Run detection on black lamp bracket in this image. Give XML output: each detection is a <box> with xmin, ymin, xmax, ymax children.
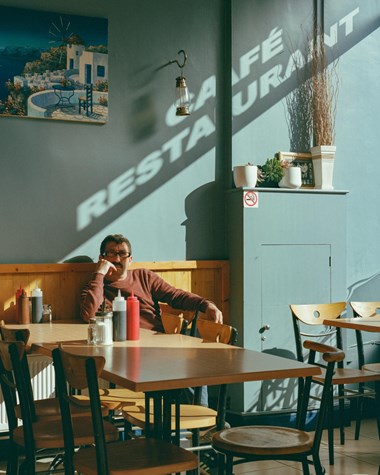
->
<box><xmin>169</xmin><ymin>50</ymin><xmax>187</xmax><ymax>70</ymax></box>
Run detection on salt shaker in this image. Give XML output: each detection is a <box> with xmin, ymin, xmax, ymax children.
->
<box><xmin>87</xmin><ymin>318</ymin><xmax>97</xmax><ymax>345</ymax></box>
<box><xmin>41</xmin><ymin>304</ymin><xmax>52</xmax><ymax>323</ymax></box>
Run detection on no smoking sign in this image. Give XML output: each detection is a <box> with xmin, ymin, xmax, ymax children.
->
<box><xmin>243</xmin><ymin>190</ymin><xmax>259</xmax><ymax>208</ymax></box>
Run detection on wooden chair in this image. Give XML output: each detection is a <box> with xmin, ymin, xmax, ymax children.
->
<box><xmin>291</xmin><ymin>302</ymin><xmax>380</xmax><ymax>465</ymax></box>
<box><xmin>78</xmin><ymin>83</ymin><xmax>93</xmax><ymax>116</ymax></box>
<box><xmin>0</xmin><ymin>341</ymin><xmax>118</xmax><ymax>475</ymax></box>
<box><xmin>349</xmin><ymin>301</ymin><xmax>380</xmax><ymax>438</ymax></box>
<box><xmin>212</xmin><ymin>340</ymin><xmax>344</xmax><ymax>475</ymax></box>
<box><xmin>122</xmin><ymin>318</ymin><xmax>237</xmax><ymax>447</ymax></box>
<box><xmin>0</xmin><ymin>326</ymin><xmax>100</xmax><ymax>422</ymax></box>
<box><xmin>161</xmin><ymin>312</ymin><xmax>188</xmax><ymax>334</ymax></box>
<box><xmin>196</xmin><ymin>318</ymin><xmax>238</xmax><ymax>345</ymax></box>
<box><xmin>52</xmin><ymin>347</ymin><xmax>199</xmax><ymax>475</ymax></box>
<box><xmin>159</xmin><ymin>303</ymin><xmax>199</xmax><ymax>336</ymax></box>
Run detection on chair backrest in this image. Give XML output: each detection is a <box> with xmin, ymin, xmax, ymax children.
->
<box><xmin>299</xmin><ymin>340</ymin><xmax>344</xmax><ymax>451</ymax></box>
<box><xmin>159</xmin><ymin>303</ymin><xmax>199</xmax><ymax>336</ymax></box>
<box><xmin>0</xmin><ymin>341</ymin><xmax>21</xmax><ymax>433</ymax></box>
<box><xmin>349</xmin><ymin>302</ymin><xmax>380</xmax><ymax>368</ymax></box>
<box><xmin>0</xmin><ymin>341</ymin><xmax>36</xmax><ymax>457</ymax></box>
<box><xmin>161</xmin><ymin>313</ymin><xmax>188</xmax><ymax>334</ymax></box>
<box><xmin>350</xmin><ymin>301</ymin><xmax>380</xmax><ymax>319</ymax></box>
<box><xmin>290</xmin><ymin>302</ymin><xmax>346</xmax><ymax>363</ymax></box>
<box><xmin>0</xmin><ymin>327</ymin><xmax>37</xmax><ymax>420</ymax></box>
<box><xmin>0</xmin><ymin>327</ymin><xmax>30</xmax><ymax>344</ymax></box>
<box><xmin>86</xmin><ymin>83</ymin><xmax>93</xmax><ymax>100</ymax></box>
<box><xmin>196</xmin><ymin>319</ymin><xmax>238</xmax><ymax>345</ymax></box>
<box><xmin>52</xmin><ymin>348</ymin><xmax>108</xmax><ymax>473</ymax></box>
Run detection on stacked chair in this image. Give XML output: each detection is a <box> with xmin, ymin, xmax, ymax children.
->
<box><xmin>0</xmin><ymin>339</ymin><xmax>119</xmax><ymax>475</ymax></box>
<box><xmin>350</xmin><ymin>301</ymin><xmax>380</xmax><ymax>438</ymax></box>
<box><xmin>290</xmin><ymin>302</ymin><xmax>380</xmax><ymax>465</ymax></box>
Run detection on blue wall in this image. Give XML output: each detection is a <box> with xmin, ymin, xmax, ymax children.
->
<box><xmin>0</xmin><ymin>0</ymin><xmax>227</xmax><ymax>263</ymax></box>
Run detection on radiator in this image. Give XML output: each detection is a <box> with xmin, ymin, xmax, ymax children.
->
<box><xmin>0</xmin><ymin>354</ymin><xmax>55</xmax><ymax>432</ymax></box>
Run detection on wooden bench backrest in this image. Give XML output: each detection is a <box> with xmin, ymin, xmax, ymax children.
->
<box><xmin>0</xmin><ymin>261</ymin><xmax>229</xmax><ymax>324</ymax></box>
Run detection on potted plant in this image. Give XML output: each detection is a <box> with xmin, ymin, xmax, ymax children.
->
<box><xmin>257</xmin><ymin>157</ymin><xmax>284</xmax><ymax>188</ymax></box>
<box><xmin>309</xmin><ymin>27</ymin><xmax>338</xmax><ymax>190</ymax></box>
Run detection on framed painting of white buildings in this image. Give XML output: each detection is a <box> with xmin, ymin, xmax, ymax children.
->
<box><xmin>0</xmin><ymin>6</ymin><xmax>108</xmax><ymax>123</ymax></box>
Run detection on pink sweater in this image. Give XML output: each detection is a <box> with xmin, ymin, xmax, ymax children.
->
<box><xmin>80</xmin><ymin>269</ymin><xmax>212</xmax><ymax>332</ymax></box>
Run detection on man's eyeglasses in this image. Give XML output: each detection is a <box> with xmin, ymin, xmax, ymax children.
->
<box><xmin>102</xmin><ymin>250</ymin><xmax>131</xmax><ymax>259</ymax></box>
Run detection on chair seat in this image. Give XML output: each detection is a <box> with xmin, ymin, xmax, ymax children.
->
<box><xmin>123</xmin><ymin>402</ymin><xmax>217</xmax><ymax>430</ymax></box>
<box><xmin>212</xmin><ymin>426</ymin><xmax>314</xmax><ymax>456</ymax></box>
<box><xmin>13</xmin><ymin>415</ymin><xmax>118</xmax><ymax>449</ymax></box>
<box><xmin>363</xmin><ymin>363</ymin><xmax>380</xmax><ymax>373</ymax></box>
<box><xmin>313</xmin><ymin>367</ymin><xmax>380</xmax><ymax>385</ymax></box>
<box><xmin>15</xmin><ymin>397</ymin><xmax>109</xmax><ymax>420</ymax></box>
<box><xmin>74</xmin><ymin>387</ymin><xmax>144</xmax><ymax>410</ymax></box>
<box><xmin>73</xmin><ymin>438</ymin><xmax>199</xmax><ymax>475</ymax></box>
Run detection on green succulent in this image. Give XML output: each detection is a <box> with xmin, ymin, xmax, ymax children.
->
<box><xmin>258</xmin><ymin>157</ymin><xmax>284</xmax><ymax>185</ymax></box>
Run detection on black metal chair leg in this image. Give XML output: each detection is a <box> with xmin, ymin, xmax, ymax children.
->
<box><xmin>328</xmin><ymin>390</ymin><xmax>334</xmax><ymax>465</ymax></box>
<box><xmin>355</xmin><ymin>382</ymin><xmax>365</xmax><ymax>440</ymax></box>
<box><xmin>338</xmin><ymin>384</ymin><xmax>345</xmax><ymax>445</ymax></box>
<box><xmin>302</xmin><ymin>458</ymin><xmax>310</xmax><ymax>475</ymax></box>
<box><xmin>7</xmin><ymin>442</ymin><xmax>18</xmax><ymax>475</ymax></box>
<box><xmin>375</xmin><ymin>381</ymin><xmax>380</xmax><ymax>439</ymax></box>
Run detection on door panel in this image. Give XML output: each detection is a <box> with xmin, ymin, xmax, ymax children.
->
<box><xmin>258</xmin><ymin>244</ymin><xmax>331</xmax><ymax>411</ymax></box>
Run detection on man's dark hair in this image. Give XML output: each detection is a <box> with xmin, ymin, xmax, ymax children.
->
<box><xmin>100</xmin><ymin>234</ymin><xmax>132</xmax><ymax>256</ymax></box>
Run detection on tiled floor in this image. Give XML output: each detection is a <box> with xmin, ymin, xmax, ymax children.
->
<box><xmin>0</xmin><ymin>418</ymin><xmax>378</xmax><ymax>474</ymax></box>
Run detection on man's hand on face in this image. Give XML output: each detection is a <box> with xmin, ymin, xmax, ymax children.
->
<box><xmin>96</xmin><ymin>259</ymin><xmax>118</xmax><ymax>277</ymax></box>
<box><xmin>205</xmin><ymin>302</ymin><xmax>223</xmax><ymax>324</ymax></box>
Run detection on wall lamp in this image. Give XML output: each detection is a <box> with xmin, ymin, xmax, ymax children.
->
<box><xmin>169</xmin><ymin>49</ymin><xmax>191</xmax><ymax>116</ymax></box>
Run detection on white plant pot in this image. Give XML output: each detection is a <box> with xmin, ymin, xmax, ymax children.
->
<box><xmin>279</xmin><ymin>167</ymin><xmax>302</xmax><ymax>189</ymax></box>
<box><xmin>233</xmin><ymin>165</ymin><xmax>258</xmax><ymax>188</ymax></box>
<box><xmin>310</xmin><ymin>145</ymin><xmax>336</xmax><ymax>190</ymax></box>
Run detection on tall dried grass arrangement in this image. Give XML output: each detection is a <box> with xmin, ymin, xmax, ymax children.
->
<box><xmin>311</xmin><ymin>29</ymin><xmax>339</xmax><ymax>146</ymax></box>
<box><xmin>286</xmin><ymin>63</ymin><xmax>313</xmax><ymax>153</ymax></box>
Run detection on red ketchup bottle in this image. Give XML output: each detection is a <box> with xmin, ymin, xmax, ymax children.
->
<box><xmin>127</xmin><ymin>292</ymin><xmax>140</xmax><ymax>340</ymax></box>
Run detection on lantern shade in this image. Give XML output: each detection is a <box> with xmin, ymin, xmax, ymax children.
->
<box><xmin>175</xmin><ymin>76</ymin><xmax>190</xmax><ymax>116</ymax></box>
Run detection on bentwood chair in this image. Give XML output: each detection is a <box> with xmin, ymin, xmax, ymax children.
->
<box><xmin>349</xmin><ymin>301</ymin><xmax>380</xmax><ymax>438</ymax></box>
<box><xmin>212</xmin><ymin>341</ymin><xmax>344</xmax><ymax>475</ymax></box>
<box><xmin>159</xmin><ymin>303</ymin><xmax>200</xmax><ymax>336</ymax></box>
<box><xmin>0</xmin><ymin>341</ymin><xmax>118</xmax><ymax>475</ymax></box>
<box><xmin>122</xmin><ymin>318</ymin><xmax>238</xmax><ymax>448</ymax></box>
<box><xmin>161</xmin><ymin>312</ymin><xmax>189</xmax><ymax>334</ymax></box>
<box><xmin>52</xmin><ymin>347</ymin><xmax>199</xmax><ymax>475</ymax></box>
<box><xmin>291</xmin><ymin>302</ymin><xmax>380</xmax><ymax>465</ymax></box>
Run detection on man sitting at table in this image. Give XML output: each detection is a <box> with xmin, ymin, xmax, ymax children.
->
<box><xmin>80</xmin><ymin>233</ymin><xmax>223</xmax><ymax>332</ymax></box>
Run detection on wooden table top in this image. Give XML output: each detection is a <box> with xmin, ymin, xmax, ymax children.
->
<box><xmin>5</xmin><ymin>323</ymin><xmax>321</xmax><ymax>392</ymax></box>
<box><xmin>323</xmin><ymin>318</ymin><xmax>380</xmax><ymax>333</ymax></box>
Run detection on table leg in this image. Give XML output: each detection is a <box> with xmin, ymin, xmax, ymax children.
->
<box><xmin>145</xmin><ymin>389</ymin><xmax>182</xmax><ymax>443</ymax></box>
